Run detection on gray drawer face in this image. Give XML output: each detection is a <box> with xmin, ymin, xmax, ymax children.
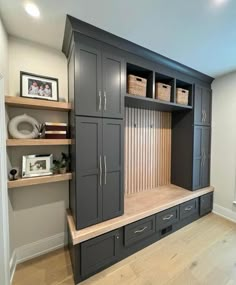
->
<box><xmin>124</xmin><ymin>215</ymin><xmax>156</xmax><ymax>246</ymax></box>
<box><xmin>180</xmin><ymin>198</ymin><xmax>199</xmax><ymax>220</ymax></box>
<box><xmin>200</xmin><ymin>193</ymin><xmax>213</xmax><ymax>216</ymax></box>
<box><xmin>156</xmin><ymin>206</ymin><xmax>179</xmax><ymax>229</ymax></box>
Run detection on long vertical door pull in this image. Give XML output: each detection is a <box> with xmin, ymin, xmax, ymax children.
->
<box><xmin>104</xmin><ymin>91</ymin><xmax>107</xmax><ymax>111</ymax></box>
<box><xmin>99</xmin><ymin>155</ymin><xmax>102</xmax><ymax>186</ymax></box>
<box><xmin>104</xmin><ymin>155</ymin><xmax>107</xmax><ymax>185</ymax></box>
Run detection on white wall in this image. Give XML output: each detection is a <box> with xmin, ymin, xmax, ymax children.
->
<box><xmin>0</xmin><ymin>16</ymin><xmax>11</xmax><ymax>285</ymax></box>
<box><xmin>7</xmin><ymin>36</ymin><xmax>69</xmax><ymax>266</ymax></box>
<box><xmin>211</xmin><ymin>72</ymin><xmax>236</xmax><ymax>221</ymax></box>
<box><xmin>0</xmin><ymin>16</ymin><xmax>8</xmax><ymax>94</ymax></box>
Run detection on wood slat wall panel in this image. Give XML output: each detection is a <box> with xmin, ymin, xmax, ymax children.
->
<box><xmin>125</xmin><ymin>107</ymin><xmax>171</xmax><ymax>195</ymax></box>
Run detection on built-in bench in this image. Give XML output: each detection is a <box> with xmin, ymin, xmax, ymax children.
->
<box><xmin>67</xmin><ymin>185</ymin><xmax>214</xmax><ymax>284</ymax></box>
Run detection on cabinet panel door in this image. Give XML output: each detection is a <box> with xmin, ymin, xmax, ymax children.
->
<box><xmin>76</xmin><ymin>117</ymin><xmax>103</xmax><ymax>229</ymax></box>
<box><xmin>102</xmin><ymin>53</ymin><xmax>125</xmax><ymax>119</ymax></box>
<box><xmin>75</xmin><ymin>41</ymin><xmax>102</xmax><ymax>117</ymax></box>
<box><xmin>81</xmin><ymin>229</ymin><xmax>120</xmax><ymax>278</ymax></box>
<box><xmin>194</xmin><ymin>85</ymin><xmax>212</xmax><ymax>126</ymax></box>
<box><xmin>201</xmin><ymin>127</ymin><xmax>211</xmax><ymax>188</ymax></box>
<box><xmin>192</xmin><ymin>158</ymin><xmax>202</xmax><ymax>190</ymax></box>
<box><xmin>201</xmin><ymin>157</ymin><xmax>210</xmax><ymax>188</ymax></box>
<box><xmin>102</xmin><ymin>119</ymin><xmax>124</xmax><ymax>220</ymax></box>
<box><xmin>194</xmin><ymin>85</ymin><xmax>203</xmax><ymax>125</ymax></box>
<box><xmin>202</xmin><ymin>88</ymin><xmax>212</xmax><ymax>125</ymax></box>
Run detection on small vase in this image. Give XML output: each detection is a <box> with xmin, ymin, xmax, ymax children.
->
<box><xmin>59</xmin><ymin>167</ymin><xmax>67</xmax><ymax>174</ymax></box>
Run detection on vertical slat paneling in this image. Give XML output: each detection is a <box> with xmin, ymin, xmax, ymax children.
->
<box><xmin>125</xmin><ymin>107</ymin><xmax>171</xmax><ymax>195</ymax></box>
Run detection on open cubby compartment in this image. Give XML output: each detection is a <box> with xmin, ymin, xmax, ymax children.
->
<box><xmin>155</xmin><ymin>73</ymin><xmax>175</xmax><ymax>103</ymax></box>
<box><xmin>127</xmin><ymin>63</ymin><xmax>154</xmax><ymax>98</ymax></box>
<box><xmin>176</xmin><ymin>80</ymin><xmax>193</xmax><ymax>107</ymax></box>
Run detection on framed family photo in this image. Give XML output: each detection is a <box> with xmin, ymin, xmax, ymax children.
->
<box><xmin>22</xmin><ymin>154</ymin><xmax>53</xmax><ymax>178</ymax></box>
<box><xmin>20</xmin><ymin>71</ymin><xmax>59</xmax><ymax>101</ymax></box>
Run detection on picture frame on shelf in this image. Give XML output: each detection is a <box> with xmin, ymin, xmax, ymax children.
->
<box><xmin>20</xmin><ymin>71</ymin><xmax>59</xmax><ymax>102</ymax></box>
<box><xmin>22</xmin><ymin>154</ymin><xmax>53</xmax><ymax>178</ymax></box>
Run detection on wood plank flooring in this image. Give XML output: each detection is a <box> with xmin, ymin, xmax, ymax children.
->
<box><xmin>13</xmin><ymin>214</ymin><xmax>236</xmax><ymax>285</ymax></box>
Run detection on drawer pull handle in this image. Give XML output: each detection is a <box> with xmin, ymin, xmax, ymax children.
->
<box><xmin>185</xmin><ymin>206</ymin><xmax>193</xmax><ymax>211</ymax></box>
<box><xmin>163</xmin><ymin>214</ymin><xmax>174</xmax><ymax>220</ymax></box>
<box><xmin>134</xmin><ymin>226</ymin><xmax>147</xmax><ymax>234</ymax></box>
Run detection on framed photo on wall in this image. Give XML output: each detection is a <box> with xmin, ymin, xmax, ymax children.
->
<box><xmin>20</xmin><ymin>71</ymin><xmax>59</xmax><ymax>101</ymax></box>
<box><xmin>22</xmin><ymin>154</ymin><xmax>53</xmax><ymax>178</ymax></box>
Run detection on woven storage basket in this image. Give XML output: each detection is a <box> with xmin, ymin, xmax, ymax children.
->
<box><xmin>155</xmin><ymin>83</ymin><xmax>171</xmax><ymax>102</ymax></box>
<box><xmin>127</xmin><ymin>75</ymin><xmax>147</xmax><ymax>97</ymax></box>
<box><xmin>176</xmin><ymin>88</ymin><xmax>189</xmax><ymax>105</ymax></box>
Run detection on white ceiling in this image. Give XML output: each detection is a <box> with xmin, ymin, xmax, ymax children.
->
<box><xmin>0</xmin><ymin>0</ymin><xmax>236</xmax><ymax>77</ymax></box>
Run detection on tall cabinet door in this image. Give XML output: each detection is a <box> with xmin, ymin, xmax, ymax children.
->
<box><xmin>102</xmin><ymin>119</ymin><xmax>124</xmax><ymax>220</ymax></box>
<box><xmin>194</xmin><ymin>85</ymin><xmax>212</xmax><ymax>126</ymax></box>
<box><xmin>202</xmin><ymin>88</ymin><xmax>212</xmax><ymax>126</ymax></box>
<box><xmin>75</xmin><ymin>40</ymin><xmax>102</xmax><ymax>117</ymax></box>
<box><xmin>192</xmin><ymin>126</ymin><xmax>211</xmax><ymax>190</ymax></box>
<box><xmin>201</xmin><ymin>127</ymin><xmax>211</xmax><ymax>188</ymax></box>
<box><xmin>102</xmin><ymin>53</ymin><xmax>125</xmax><ymax>119</ymax></box>
<box><xmin>193</xmin><ymin>127</ymin><xmax>202</xmax><ymax>190</ymax></box>
<box><xmin>76</xmin><ymin>117</ymin><xmax>103</xmax><ymax>229</ymax></box>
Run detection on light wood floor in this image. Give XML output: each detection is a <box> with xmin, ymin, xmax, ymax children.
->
<box><xmin>13</xmin><ymin>213</ymin><xmax>236</xmax><ymax>285</ymax></box>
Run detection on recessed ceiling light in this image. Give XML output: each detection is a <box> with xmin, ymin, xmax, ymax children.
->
<box><xmin>214</xmin><ymin>0</ymin><xmax>228</xmax><ymax>6</ymax></box>
<box><xmin>25</xmin><ymin>3</ymin><xmax>40</xmax><ymax>18</ymax></box>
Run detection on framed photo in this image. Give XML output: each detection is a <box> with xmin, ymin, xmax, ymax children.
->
<box><xmin>22</xmin><ymin>154</ymin><xmax>53</xmax><ymax>178</ymax></box>
<box><xmin>20</xmin><ymin>71</ymin><xmax>59</xmax><ymax>101</ymax></box>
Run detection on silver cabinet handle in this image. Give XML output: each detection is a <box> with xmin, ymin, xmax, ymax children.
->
<box><xmin>163</xmin><ymin>214</ymin><xmax>174</xmax><ymax>221</ymax></box>
<box><xmin>104</xmin><ymin>155</ymin><xmax>107</xmax><ymax>185</ymax></box>
<box><xmin>104</xmin><ymin>91</ymin><xmax>107</xmax><ymax>111</ymax></box>
<box><xmin>99</xmin><ymin>155</ymin><xmax>102</xmax><ymax>186</ymax></box>
<box><xmin>98</xmin><ymin>91</ymin><xmax>102</xmax><ymax>111</ymax></box>
<box><xmin>134</xmin><ymin>226</ymin><xmax>147</xmax><ymax>234</ymax></box>
<box><xmin>202</xmin><ymin>110</ymin><xmax>204</xmax><ymax>122</ymax></box>
<box><xmin>185</xmin><ymin>206</ymin><xmax>193</xmax><ymax>211</ymax></box>
<box><xmin>204</xmin><ymin>110</ymin><xmax>207</xmax><ymax>122</ymax></box>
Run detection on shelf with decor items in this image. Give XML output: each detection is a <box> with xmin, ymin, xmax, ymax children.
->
<box><xmin>8</xmin><ymin>173</ymin><xmax>72</xmax><ymax>189</ymax></box>
<box><xmin>5</xmin><ymin>96</ymin><xmax>72</xmax><ymax>111</ymax></box>
<box><xmin>6</xmin><ymin>139</ymin><xmax>72</xmax><ymax>146</ymax></box>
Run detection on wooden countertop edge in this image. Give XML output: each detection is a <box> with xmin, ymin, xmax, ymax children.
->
<box><xmin>67</xmin><ymin>186</ymin><xmax>214</xmax><ymax>245</ymax></box>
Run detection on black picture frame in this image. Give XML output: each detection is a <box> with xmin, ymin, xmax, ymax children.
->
<box><xmin>20</xmin><ymin>71</ymin><xmax>59</xmax><ymax>102</ymax></box>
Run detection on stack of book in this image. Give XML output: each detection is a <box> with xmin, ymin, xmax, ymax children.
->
<box><xmin>44</xmin><ymin>122</ymin><xmax>67</xmax><ymax>139</ymax></box>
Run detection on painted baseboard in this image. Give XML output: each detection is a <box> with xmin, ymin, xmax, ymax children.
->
<box><xmin>10</xmin><ymin>232</ymin><xmax>67</xmax><ymax>283</ymax></box>
<box><xmin>213</xmin><ymin>203</ymin><xmax>236</xmax><ymax>223</ymax></box>
<box><xmin>10</xmin><ymin>250</ymin><xmax>17</xmax><ymax>284</ymax></box>
<box><xmin>17</xmin><ymin>232</ymin><xmax>67</xmax><ymax>264</ymax></box>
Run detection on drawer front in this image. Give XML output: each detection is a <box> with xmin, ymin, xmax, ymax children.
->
<box><xmin>156</xmin><ymin>206</ymin><xmax>179</xmax><ymax>229</ymax></box>
<box><xmin>124</xmin><ymin>215</ymin><xmax>156</xmax><ymax>246</ymax></box>
<box><xmin>81</xmin><ymin>229</ymin><xmax>120</xmax><ymax>277</ymax></box>
<box><xmin>180</xmin><ymin>198</ymin><xmax>199</xmax><ymax>220</ymax></box>
<box><xmin>200</xmin><ymin>193</ymin><xmax>213</xmax><ymax>216</ymax></box>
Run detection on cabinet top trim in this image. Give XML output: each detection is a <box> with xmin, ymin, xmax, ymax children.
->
<box><xmin>62</xmin><ymin>15</ymin><xmax>214</xmax><ymax>85</ymax></box>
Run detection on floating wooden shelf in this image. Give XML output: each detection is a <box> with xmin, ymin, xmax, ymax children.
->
<box><xmin>5</xmin><ymin>96</ymin><xmax>71</xmax><ymax>111</ymax></box>
<box><xmin>8</xmin><ymin>173</ymin><xmax>72</xmax><ymax>188</ymax></box>
<box><xmin>6</xmin><ymin>139</ymin><xmax>72</xmax><ymax>146</ymax></box>
<box><xmin>125</xmin><ymin>94</ymin><xmax>193</xmax><ymax>112</ymax></box>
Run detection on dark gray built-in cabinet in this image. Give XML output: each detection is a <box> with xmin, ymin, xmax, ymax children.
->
<box><xmin>68</xmin><ymin>33</ymin><xmax>125</xmax><ymax>230</ymax></box>
<box><xmin>74</xmin><ymin>35</ymin><xmax>125</xmax><ymax>119</ymax></box>
<box><xmin>73</xmin><ymin>111</ymin><xmax>124</xmax><ymax>230</ymax></box>
<box><xmin>172</xmin><ymin>84</ymin><xmax>212</xmax><ymax>190</ymax></box>
<box><xmin>63</xmin><ymin>15</ymin><xmax>214</xmax><ymax>284</ymax></box>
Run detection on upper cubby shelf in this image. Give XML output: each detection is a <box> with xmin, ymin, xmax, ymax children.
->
<box><xmin>125</xmin><ymin>94</ymin><xmax>192</xmax><ymax>112</ymax></box>
<box><xmin>5</xmin><ymin>96</ymin><xmax>72</xmax><ymax>111</ymax></box>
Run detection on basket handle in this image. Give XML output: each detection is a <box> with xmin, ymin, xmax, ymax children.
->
<box><xmin>136</xmin><ymin>78</ymin><xmax>143</xmax><ymax>82</ymax></box>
